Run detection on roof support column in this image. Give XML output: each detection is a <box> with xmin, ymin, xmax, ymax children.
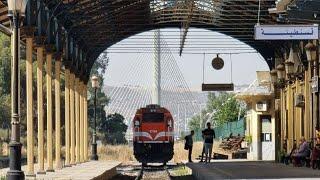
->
<box><xmin>65</xmin><ymin>69</ymin><xmax>70</xmax><ymax>166</ymax></box>
<box><xmin>36</xmin><ymin>46</ymin><xmax>45</xmax><ymax>174</ymax></box>
<box><xmin>55</xmin><ymin>58</ymin><xmax>62</xmax><ymax>169</ymax></box>
<box><xmin>75</xmin><ymin>78</ymin><xmax>80</xmax><ymax>163</ymax></box>
<box><xmin>70</xmin><ymin>73</ymin><xmax>75</xmax><ymax>165</ymax></box>
<box><xmin>46</xmin><ymin>53</ymin><xmax>54</xmax><ymax>172</ymax></box>
<box><xmin>26</xmin><ymin>34</ymin><xmax>35</xmax><ymax>177</ymax></box>
<box><xmin>84</xmin><ymin>85</ymin><xmax>88</xmax><ymax>161</ymax></box>
<box><xmin>80</xmin><ymin>82</ymin><xmax>84</xmax><ymax>162</ymax></box>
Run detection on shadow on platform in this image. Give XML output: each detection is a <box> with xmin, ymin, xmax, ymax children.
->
<box><xmin>186</xmin><ymin>161</ymin><xmax>320</xmax><ymax>179</ymax></box>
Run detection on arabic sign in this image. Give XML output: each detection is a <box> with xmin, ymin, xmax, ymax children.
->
<box><xmin>202</xmin><ymin>83</ymin><xmax>234</xmax><ymax>91</ymax></box>
<box><xmin>254</xmin><ymin>24</ymin><xmax>319</xmax><ymax>40</ymax></box>
<box><xmin>311</xmin><ymin>76</ymin><xmax>319</xmax><ymax>93</ymax></box>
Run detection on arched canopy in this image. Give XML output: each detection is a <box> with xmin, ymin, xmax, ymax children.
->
<box><xmin>0</xmin><ymin>0</ymin><xmax>281</xmax><ymax>83</ymax></box>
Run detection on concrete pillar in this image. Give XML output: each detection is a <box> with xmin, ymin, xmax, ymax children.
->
<box><xmin>26</xmin><ymin>37</ymin><xmax>34</xmax><ymax>176</ymax></box>
<box><xmin>55</xmin><ymin>59</ymin><xmax>62</xmax><ymax>169</ymax></box>
<box><xmin>75</xmin><ymin>78</ymin><xmax>80</xmax><ymax>163</ymax></box>
<box><xmin>70</xmin><ymin>73</ymin><xmax>75</xmax><ymax>164</ymax></box>
<box><xmin>80</xmin><ymin>82</ymin><xmax>84</xmax><ymax>162</ymax></box>
<box><xmin>46</xmin><ymin>53</ymin><xmax>54</xmax><ymax>172</ymax></box>
<box><xmin>65</xmin><ymin>69</ymin><xmax>70</xmax><ymax>166</ymax></box>
<box><xmin>36</xmin><ymin>47</ymin><xmax>45</xmax><ymax>174</ymax></box>
<box><xmin>153</xmin><ymin>29</ymin><xmax>161</xmax><ymax>105</ymax></box>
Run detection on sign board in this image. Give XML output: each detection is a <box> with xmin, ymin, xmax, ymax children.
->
<box><xmin>254</xmin><ymin>24</ymin><xmax>319</xmax><ymax>40</ymax></box>
<box><xmin>202</xmin><ymin>83</ymin><xmax>234</xmax><ymax>91</ymax></box>
<box><xmin>311</xmin><ymin>76</ymin><xmax>319</xmax><ymax>93</ymax></box>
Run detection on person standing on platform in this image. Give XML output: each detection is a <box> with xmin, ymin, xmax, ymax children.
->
<box><xmin>185</xmin><ymin>130</ymin><xmax>195</xmax><ymax>163</ymax></box>
<box><xmin>203</xmin><ymin>122</ymin><xmax>215</xmax><ymax>163</ymax></box>
<box><xmin>200</xmin><ymin>130</ymin><xmax>206</xmax><ymax>162</ymax></box>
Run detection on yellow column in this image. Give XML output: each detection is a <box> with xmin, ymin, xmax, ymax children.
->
<box><xmin>65</xmin><ymin>69</ymin><xmax>70</xmax><ymax>166</ymax></box>
<box><xmin>37</xmin><ymin>47</ymin><xmax>45</xmax><ymax>174</ymax></box>
<box><xmin>26</xmin><ymin>37</ymin><xmax>34</xmax><ymax>176</ymax></box>
<box><xmin>70</xmin><ymin>73</ymin><xmax>75</xmax><ymax>165</ymax></box>
<box><xmin>75</xmin><ymin>78</ymin><xmax>80</xmax><ymax>163</ymax></box>
<box><xmin>84</xmin><ymin>85</ymin><xmax>88</xmax><ymax>161</ymax></box>
<box><xmin>46</xmin><ymin>53</ymin><xmax>54</xmax><ymax>172</ymax></box>
<box><xmin>55</xmin><ymin>59</ymin><xmax>62</xmax><ymax>169</ymax></box>
<box><xmin>80</xmin><ymin>82</ymin><xmax>84</xmax><ymax>162</ymax></box>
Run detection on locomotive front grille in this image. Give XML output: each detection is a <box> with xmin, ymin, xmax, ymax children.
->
<box><xmin>133</xmin><ymin>142</ymin><xmax>174</xmax><ymax>163</ymax></box>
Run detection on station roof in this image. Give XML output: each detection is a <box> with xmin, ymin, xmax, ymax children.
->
<box><xmin>0</xmin><ymin>0</ymin><xmax>279</xmax><ymax>82</ymax></box>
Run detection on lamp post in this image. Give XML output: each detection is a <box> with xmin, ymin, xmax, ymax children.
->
<box><xmin>305</xmin><ymin>41</ymin><xmax>317</xmax><ymax>62</ymax></box>
<box><xmin>276</xmin><ymin>63</ymin><xmax>285</xmax><ymax>79</ymax></box>
<box><xmin>7</xmin><ymin>0</ymin><xmax>28</xmax><ymax>179</ymax></box>
<box><xmin>270</xmin><ymin>69</ymin><xmax>278</xmax><ymax>84</ymax></box>
<box><xmin>285</xmin><ymin>49</ymin><xmax>295</xmax><ymax>78</ymax></box>
<box><xmin>91</xmin><ymin>76</ymin><xmax>99</xmax><ymax>160</ymax></box>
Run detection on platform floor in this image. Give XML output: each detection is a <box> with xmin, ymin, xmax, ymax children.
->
<box><xmin>0</xmin><ymin>161</ymin><xmax>120</xmax><ymax>180</ymax></box>
<box><xmin>186</xmin><ymin>160</ymin><xmax>320</xmax><ymax>179</ymax></box>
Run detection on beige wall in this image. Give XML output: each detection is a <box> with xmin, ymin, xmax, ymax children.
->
<box><xmin>241</xmin><ymin>96</ymin><xmax>276</xmax><ymax>160</ymax></box>
<box><xmin>280</xmin><ymin>69</ymin><xmax>312</xmax><ymax>153</ymax></box>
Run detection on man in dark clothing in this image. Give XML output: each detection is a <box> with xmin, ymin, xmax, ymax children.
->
<box><xmin>185</xmin><ymin>130</ymin><xmax>195</xmax><ymax>162</ymax></box>
<box><xmin>203</xmin><ymin>122</ymin><xmax>215</xmax><ymax>163</ymax></box>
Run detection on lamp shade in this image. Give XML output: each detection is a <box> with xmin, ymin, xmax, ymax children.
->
<box><xmin>7</xmin><ymin>0</ymin><xmax>28</xmax><ymax>16</ymax></box>
<box><xmin>91</xmin><ymin>75</ymin><xmax>99</xmax><ymax>88</ymax></box>
<box><xmin>305</xmin><ymin>42</ymin><xmax>317</xmax><ymax>62</ymax></box>
<box><xmin>276</xmin><ymin>63</ymin><xmax>285</xmax><ymax>79</ymax></box>
<box><xmin>270</xmin><ymin>69</ymin><xmax>278</xmax><ymax>84</ymax></box>
<box><xmin>285</xmin><ymin>60</ymin><xmax>294</xmax><ymax>76</ymax></box>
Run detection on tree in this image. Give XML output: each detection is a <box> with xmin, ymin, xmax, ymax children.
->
<box><xmin>98</xmin><ymin>113</ymin><xmax>128</xmax><ymax>145</ymax></box>
<box><xmin>210</xmin><ymin>92</ymin><xmax>246</xmax><ymax>127</ymax></box>
<box><xmin>189</xmin><ymin>92</ymin><xmax>246</xmax><ymax>130</ymax></box>
<box><xmin>188</xmin><ymin>109</ymin><xmax>209</xmax><ymax>132</ymax></box>
<box><xmin>88</xmin><ymin>53</ymin><xmax>110</xmax><ymax>128</ymax></box>
<box><xmin>0</xmin><ymin>33</ymin><xmax>11</xmax><ymax>95</ymax></box>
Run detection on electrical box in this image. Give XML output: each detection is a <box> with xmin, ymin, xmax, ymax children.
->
<box><xmin>295</xmin><ymin>93</ymin><xmax>305</xmax><ymax>108</ymax></box>
<box><xmin>256</xmin><ymin>101</ymin><xmax>268</xmax><ymax>112</ymax></box>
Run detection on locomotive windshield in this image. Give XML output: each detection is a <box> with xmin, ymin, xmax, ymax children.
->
<box><xmin>142</xmin><ymin>113</ymin><xmax>164</xmax><ymax>122</ymax></box>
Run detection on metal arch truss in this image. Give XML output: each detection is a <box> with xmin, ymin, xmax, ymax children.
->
<box><xmin>0</xmin><ymin>0</ymin><xmax>280</xmax><ymax>82</ymax></box>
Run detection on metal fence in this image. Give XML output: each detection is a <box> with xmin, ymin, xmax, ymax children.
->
<box><xmin>214</xmin><ymin>118</ymin><xmax>245</xmax><ymax>139</ymax></box>
<box><xmin>182</xmin><ymin>118</ymin><xmax>245</xmax><ymax>142</ymax></box>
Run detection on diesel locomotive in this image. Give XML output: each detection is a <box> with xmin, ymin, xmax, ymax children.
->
<box><xmin>133</xmin><ymin>104</ymin><xmax>174</xmax><ymax>165</ymax></box>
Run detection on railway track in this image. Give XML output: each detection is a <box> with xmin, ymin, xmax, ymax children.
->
<box><xmin>135</xmin><ymin>164</ymin><xmax>172</xmax><ymax>180</ymax></box>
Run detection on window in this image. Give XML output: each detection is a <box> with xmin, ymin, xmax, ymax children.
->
<box><xmin>261</xmin><ymin>133</ymin><xmax>272</xmax><ymax>142</ymax></box>
<box><xmin>142</xmin><ymin>113</ymin><xmax>164</xmax><ymax>122</ymax></box>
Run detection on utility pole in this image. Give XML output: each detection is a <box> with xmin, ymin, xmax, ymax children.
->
<box><xmin>152</xmin><ymin>29</ymin><xmax>161</xmax><ymax>105</ymax></box>
<box><xmin>177</xmin><ymin>103</ymin><xmax>180</xmax><ymax>137</ymax></box>
<box><xmin>184</xmin><ymin>104</ymin><xmax>187</xmax><ymax>132</ymax></box>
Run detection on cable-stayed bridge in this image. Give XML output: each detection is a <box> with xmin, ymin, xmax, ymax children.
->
<box><xmin>104</xmin><ymin>31</ymin><xmax>207</xmax><ymax>138</ymax></box>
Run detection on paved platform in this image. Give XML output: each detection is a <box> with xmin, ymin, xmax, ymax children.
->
<box><xmin>186</xmin><ymin>160</ymin><xmax>320</xmax><ymax>179</ymax></box>
<box><xmin>0</xmin><ymin>161</ymin><xmax>121</xmax><ymax>180</ymax></box>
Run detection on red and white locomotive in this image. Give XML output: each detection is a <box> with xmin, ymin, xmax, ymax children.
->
<box><xmin>133</xmin><ymin>104</ymin><xmax>174</xmax><ymax>164</ymax></box>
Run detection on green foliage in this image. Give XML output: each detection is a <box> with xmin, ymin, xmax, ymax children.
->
<box><xmin>211</xmin><ymin>92</ymin><xmax>245</xmax><ymax>127</ymax></box>
<box><xmin>189</xmin><ymin>92</ymin><xmax>246</xmax><ymax>131</ymax></box>
<box><xmin>0</xmin><ymin>33</ymin><xmax>11</xmax><ymax>96</ymax></box>
<box><xmin>0</xmin><ymin>95</ymin><xmax>10</xmax><ymax>128</ymax></box>
<box><xmin>0</xmin><ymin>34</ymin><xmax>11</xmax><ymax>128</ymax></box>
<box><xmin>245</xmin><ymin>135</ymin><xmax>252</xmax><ymax>144</ymax></box>
<box><xmin>88</xmin><ymin>53</ymin><xmax>110</xmax><ymax>128</ymax></box>
<box><xmin>99</xmin><ymin>113</ymin><xmax>128</xmax><ymax>145</ymax></box>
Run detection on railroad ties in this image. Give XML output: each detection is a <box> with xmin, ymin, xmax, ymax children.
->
<box><xmin>136</xmin><ymin>164</ymin><xmax>171</xmax><ymax>180</ymax></box>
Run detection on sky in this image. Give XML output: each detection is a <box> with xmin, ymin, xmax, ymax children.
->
<box><xmin>103</xmin><ymin>28</ymin><xmax>269</xmax><ymax>91</ymax></box>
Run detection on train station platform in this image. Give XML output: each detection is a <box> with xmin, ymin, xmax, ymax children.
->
<box><xmin>186</xmin><ymin>160</ymin><xmax>320</xmax><ymax>179</ymax></box>
<box><xmin>0</xmin><ymin>161</ymin><xmax>121</xmax><ymax>180</ymax></box>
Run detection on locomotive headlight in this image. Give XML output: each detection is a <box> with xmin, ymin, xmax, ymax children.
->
<box><xmin>168</xmin><ymin>119</ymin><xmax>172</xmax><ymax>128</ymax></box>
<box><xmin>134</xmin><ymin>120</ymin><xmax>140</xmax><ymax>127</ymax></box>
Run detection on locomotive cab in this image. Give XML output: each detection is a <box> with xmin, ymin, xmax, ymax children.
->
<box><xmin>133</xmin><ymin>104</ymin><xmax>174</xmax><ymax>164</ymax></box>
